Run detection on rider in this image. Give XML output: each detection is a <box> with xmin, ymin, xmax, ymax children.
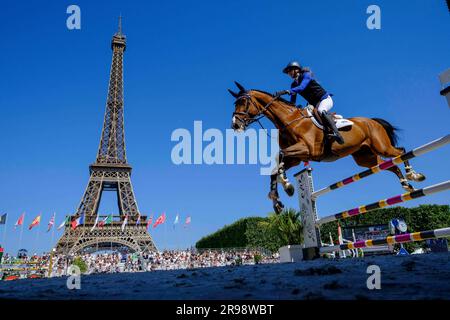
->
<box><xmin>275</xmin><ymin>61</ymin><xmax>344</xmax><ymax>145</ymax></box>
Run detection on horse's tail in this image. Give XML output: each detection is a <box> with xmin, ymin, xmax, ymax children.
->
<box><xmin>371</xmin><ymin>118</ymin><xmax>399</xmax><ymax>147</ymax></box>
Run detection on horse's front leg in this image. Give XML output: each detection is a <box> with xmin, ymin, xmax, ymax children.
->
<box><xmin>278</xmin><ymin>141</ymin><xmax>310</xmax><ymax>195</ymax></box>
<box><xmin>277</xmin><ymin>152</ymin><xmax>295</xmax><ymax>197</ymax></box>
<box><xmin>268</xmin><ymin>173</ymin><xmax>284</xmax><ymax>214</ymax></box>
<box><xmin>269</xmin><ymin>142</ymin><xmax>309</xmax><ymax>214</ymax></box>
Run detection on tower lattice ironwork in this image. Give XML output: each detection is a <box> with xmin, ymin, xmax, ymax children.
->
<box><xmin>55</xmin><ymin>18</ymin><xmax>157</xmax><ymax>255</ymax></box>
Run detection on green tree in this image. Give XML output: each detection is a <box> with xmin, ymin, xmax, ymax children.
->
<box><xmin>267</xmin><ymin>208</ymin><xmax>303</xmax><ymax>245</ymax></box>
<box><xmin>72</xmin><ymin>256</ymin><xmax>88</xmax><ymax>273</ymax></box>
<box><xmin>248</xmin><ymin>208</ymin><xmax>303</xmax><ymax>251</ymax></box>
<box><xmin>246</xmin><ymin>217</ymin><xmax>284</xmax><ymax>252</ymax></box>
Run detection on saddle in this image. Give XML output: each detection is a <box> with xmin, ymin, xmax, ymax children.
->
<box><xmin>302</xmin><ymin>105</ymin><xmax>353</xmax><ymax>161</ymax></box>
<box><xmin>305</xmin><ymin>105</ymin><xmax>353</xmax><ymax>131</ymax></box>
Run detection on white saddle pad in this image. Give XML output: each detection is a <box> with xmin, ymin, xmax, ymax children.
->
<box><xmin>305</xmin><ymin>105</ymin><xmax>353</xmax><ymax>130</ymax></box>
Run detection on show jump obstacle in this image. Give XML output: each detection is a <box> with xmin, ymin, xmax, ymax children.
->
<box><xmin>294</xmin><ymin>135</ymin><xmax>450</xmax><ymax>260</ymax></box>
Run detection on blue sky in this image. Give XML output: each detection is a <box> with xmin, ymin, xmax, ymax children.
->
<box><xmin>0</xmin><ymin>0</ymin><xmax>449</xmax><ymax>255</ymax></box>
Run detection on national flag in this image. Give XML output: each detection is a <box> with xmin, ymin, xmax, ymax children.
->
<box><xmin>71</xmin><ymin>214</ymin><xmax>84</xmax><ymax>230</ymax></box>
<box><xmin>90</xmin><ymin>215</ymin><xmax>99</xmax><ymax>232</ymax></box>
<box><xmin>173</xmin><ymin>214</ymin><xmax>179</xmax><ymax>229</ymax></box>
<box><xmin>14</xmin><ymin>213</ymin><xmax>25</xmax><ymax>229</ymax></box>
<box><xmin>57</xmin><ymin>216</ymin><xmax>69</xmax><ymax>230</ymax></box>
<box><xmin>153</xmin><ymin>212</ymin><xmax>166</xmax><ymax>228</ymax></box>
<box><xmin>121</xmin><ymin>214</ymin><xmax>128</xmax><ymax>232</ymax></box>
<box><xmin>184</xmin><ymin>216</ymin><xmax>191</xmax><ymax>228</ymax></box>
<box><xmin>47</xmin><ymin>213</ymin><xmax>55</xmax><ymax>232</ymax></box>
<box><xmin>136</xmin><ymin>213</ymin><xmax>141</xmax><ymax>226</ymax></box>
<box><xmin>0</xmin><ymin>213</ymin><xmax>7</xmax><ymax>225</ymax></box>
<box><xmin>98</xmin><ymin>215</ymin><xmax>113</xmax><ymax>228</ymax></box>
<box><xmin>29</xmin><ymin>214</ymin><xmax>41</xmax><ymax>230</ymax></box>
<box><xmin>146</xmin><ymin>215</ymin><xmax>153</xmax><ymax>230</ymax></box>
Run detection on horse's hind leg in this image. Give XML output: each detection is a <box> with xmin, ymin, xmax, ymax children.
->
<box><xmin>396</xmin><ymin>147</ymin><xmax>426</xmax><ymax>182</ymax></box>
<box><xmin>367</xmin><ymin>123</ymin><xmax>426</xmax><ymax>183</ymax></box>
<box><xmin>351</xmin><ymin>148</ymin><xmax>414</xmax><ymax>191</ymax></box>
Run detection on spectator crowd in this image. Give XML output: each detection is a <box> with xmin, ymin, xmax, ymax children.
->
<box><xmin>1</xmin><ymin>249</ymin><xmax>280</xmax><ymax>279</ymax></box>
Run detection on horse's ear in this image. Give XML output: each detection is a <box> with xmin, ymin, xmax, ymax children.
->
<box><xmin>234</xmin><ymin>81</ymin><xmax>246</xmax><ymax>93</ymax></box>
<box><xmin>228</xmin><ymin>89</ymin><xmax>239</xmax><ymax>98</ymax></box>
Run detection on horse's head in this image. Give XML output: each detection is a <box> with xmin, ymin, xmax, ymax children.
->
<box><xmin>228</xmin><ymin>82</ymin><xmax>262</xmax><ymax>132</ymax></box>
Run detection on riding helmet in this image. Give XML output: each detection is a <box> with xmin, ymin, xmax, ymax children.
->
<box><xmin>283</xmin><ymin>61</ymin><xmax>301</xmax><ymax>74</ymax></box>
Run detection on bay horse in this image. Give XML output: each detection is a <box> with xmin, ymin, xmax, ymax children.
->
<box><xmin>228</xmin><ymin>82</ymin><xmax>426</xmax><ymax>214</ymax></box>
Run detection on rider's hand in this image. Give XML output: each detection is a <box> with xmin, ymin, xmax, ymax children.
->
<box><xmin>274</xmin><ymin>90</ymin><xmax>290</xmax><ymax>97</ymax></box>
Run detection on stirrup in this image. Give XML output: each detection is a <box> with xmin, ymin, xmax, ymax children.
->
<box><xmin>327</xmin><ymin>132</ymin><xmax>344</xmax><ymax>144</ymax></box>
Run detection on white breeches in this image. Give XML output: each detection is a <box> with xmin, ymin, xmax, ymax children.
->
<box><xmin>317</xmin><ymin>96</ymin><xmax>333</xmax><ymax>114</ymax></box>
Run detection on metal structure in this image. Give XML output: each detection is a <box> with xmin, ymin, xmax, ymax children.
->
<box><xmin>320</xmin><ymin>227</ymin><xmax>450</xmax><ymax>253</ymax></box>
<box><xmin>55</xmin><ymin>18</ymin><xmax>157</xmax><ymax>255</ymax></box>
<box><xmin>439</xmin><ymin>68</ymin><xmax>450</xmax><ymax>107</ymax></box>
<box><xmin>294</xmin><ymin>135</ymin><xmax>450</xmax><ymax>260</ymax></box>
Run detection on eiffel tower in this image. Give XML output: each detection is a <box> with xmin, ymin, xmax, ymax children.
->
<box><xmin>55</xmin><ymin>18</ymin><xmax>157</xmax><ymax>255</ymax></box>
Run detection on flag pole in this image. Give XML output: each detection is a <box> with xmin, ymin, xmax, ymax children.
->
<box><xmin>2</xmin><ymin>214</ymin><xmax>8</xmax><ymax>249</ymax></box>
<box><xmin>188</xmin><ymin>217</ymin><xmax>192</xmax><ymax>251</ymax></box>
<box><xmin>19</xmin><ymin>218</ymin><xmax>24</xmax><ymax>253</ymax></box>
<box><xmin>110</xmin><ymin>213</ymin><xmax>113</xmax><ymax>253</ymax></box>
<box><xmin>36</xmin><ymin>213</ymin><xmax>41</xmax><ymax>255</ymax></box>
<box><xmin>51</xmin><ymin>213</ymin><xmax>55</xmax><ymax>248</ymax></box>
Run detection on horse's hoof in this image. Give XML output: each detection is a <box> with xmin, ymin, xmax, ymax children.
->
<box><xmin>402</xmin><ymin>184</ymin><xmax>415</xmax><ymax>192</ymax></box>
<box><xmin>273</xmin><ymin>201</ymin><xmax>284</xmax><ymax>215</ymax></box>
<box><xmin>407</xmin><ymin>172</ymin><xmax>426</xmax><ymax>182</ymax></box>
<box><xmin>284</xmin><ymin>183</ymin><xmax>295</xmax><ymax>197</ymax></box>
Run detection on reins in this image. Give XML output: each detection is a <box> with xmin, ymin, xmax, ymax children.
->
<box><xmin>232</xmin><ymin>92</ymin><xmax>312</xmax><ymax>137</ymax></box>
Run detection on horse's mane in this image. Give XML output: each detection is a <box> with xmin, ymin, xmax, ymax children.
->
<box><xmin>250</xmin><ymin>89</ymin><xmax>296</xmax><ymax>107</ymax></box>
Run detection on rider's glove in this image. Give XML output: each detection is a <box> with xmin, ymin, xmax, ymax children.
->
<box><xmin>274</xmin><ymin>90</ymin><xmax>290</xmax><ymax>97</ymax></box>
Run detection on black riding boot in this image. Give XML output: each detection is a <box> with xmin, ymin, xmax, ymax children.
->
<box><xmin>321</xmin><ymin>111</ymin><xmax>344</xmax><ymax>145</ymax></box>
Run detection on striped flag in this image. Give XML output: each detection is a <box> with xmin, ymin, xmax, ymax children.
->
<box><xmin>121</xmin><ymin>214</ymin><xmax>128</xmax><ymax>232</ymax></box>
<box><xmin>47</xmin><ymin>213</ymin><xmax>55</xmax><ymax>232</ymax></box>
<box><xmin>153</xmin><ymin>213</ymin><xmax>166</xmax><ymax>228</ymax></box>
<box><xmin>173</xmin><ymin>214</ymin><xmax>179</xmax><ymax>228</ymax></box>
<box><xmin>90</xmin><ymin>215</ymin><xmax>99</xmax><ymax>232</ymax></box>
<box><xmin>136</xmin><ymin>213</ymin><xmax>141</xmax><ymax>226</ymax></box>
<box><xmin>29</xmin><ymin>214</ymin><xmax>41</xmax><ymax>230</ymax></box>
<box><xmin>57</xmin><ymin>216</ymin><xmax>69</xmax><ymax>230</ymax></box>
<box><xmin>98</xmin><ymin>215</ymin><xmax>112</xmax><ymax>228</ymax></box>
<box><xmin>15</xmin><ymin>213</ymin><xmax>25</xmax><ymax>229</ymax></box>
<box><xmin>146</xmin><ymin>215</ymin><xmax>153</xmax><ymax>230</ymax></box>
<box><xmin>71</xmin><ymin>214</ymin><xmax>84</xmax><ymax>230</ymax></box>
<box><xmin>184</xmin><ymin>216</ymin><xmax>191</xmax><ymax>228</ymax></box>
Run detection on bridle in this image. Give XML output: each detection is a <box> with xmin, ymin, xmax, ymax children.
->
<box><xmin>232</xmin><ymin>92</ymin><xmax>311</xmax><ymax>133</ymax></box>
<box><xmin>232</xmin><ymin>92</ymin><xmax>279</xmax><ymax>130</ymax></box>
